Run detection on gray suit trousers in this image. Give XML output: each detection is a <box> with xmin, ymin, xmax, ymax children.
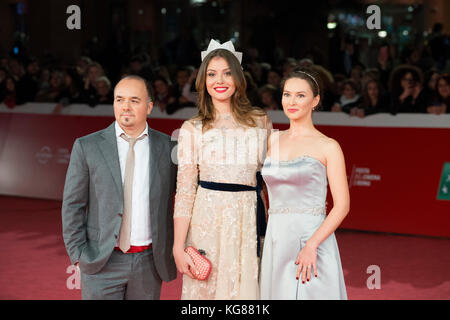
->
<box><xmin>81</xmin><ymin>248</ymin><xmax>162</xmax><ymax>300</ymax></box>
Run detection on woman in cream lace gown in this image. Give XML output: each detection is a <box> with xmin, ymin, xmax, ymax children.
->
<box><xmin>173</xmin><ymin>41</ymin><xmax>272</xmax><ymax>300</ymax></box>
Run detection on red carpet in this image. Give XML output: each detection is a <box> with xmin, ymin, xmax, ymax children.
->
<box><xmin>0</xmin><ymin>196</ymin><xmax>449</xmax><ymax>300</ymax></box>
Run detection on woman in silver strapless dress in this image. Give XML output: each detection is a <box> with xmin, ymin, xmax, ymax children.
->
<box><xmin>260</xmin><ymin>68</ymin><xmax>349</xmax><ymax>300</ymax></box>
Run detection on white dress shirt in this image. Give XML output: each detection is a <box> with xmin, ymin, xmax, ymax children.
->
<box><xmin>115</xmin><ymin>121</ymin><xmax>152</xmax><ymax>246</ymax></box>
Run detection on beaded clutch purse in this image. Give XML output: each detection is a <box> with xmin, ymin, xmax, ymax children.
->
<box><xmin>184</xmin><ymin>246</ymin><xmax>212</xmax><ymax>281</ymax></box>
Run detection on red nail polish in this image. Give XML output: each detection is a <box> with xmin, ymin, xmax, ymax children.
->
<box><xmin>302</xmin><ymin>281</ymin><xmax>305</xmax><ymax>284</ymax></box>
<box><xmin>296</xmin><ymin>277</ymin><xmax>299</xmax><ymax>280</ymax></box>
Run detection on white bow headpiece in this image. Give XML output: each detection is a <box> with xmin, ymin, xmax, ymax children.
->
<box><xmin>201</xmin><ymin>39</ymin><xmax>243</xmax><ymax>64</ymax></box>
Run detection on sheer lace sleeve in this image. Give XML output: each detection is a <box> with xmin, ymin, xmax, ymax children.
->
<box><xmin>174</xmin><ymin>120</ymin><xmax>200</xmax><ymax>219</ymax></box>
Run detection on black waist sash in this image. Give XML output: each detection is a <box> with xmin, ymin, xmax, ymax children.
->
<box><xmin>198</xmin><ymin>172</ymin><xmax>266</xmax><ymax>257</ymax></box>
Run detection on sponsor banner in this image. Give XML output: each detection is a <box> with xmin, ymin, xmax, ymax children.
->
<box><xmin>0</xmin><ymin>108</ymin><xmax>449</xmax><ymax>237</ymax></box>
<box><xmin>438</xmin><ymin>163</ymin><xmax>450</xmax><ymax>201</ymax></box>
<box><xmin>0</xmin><ymin>113</ymin><xmax>116</xmax><ymax>199</ymax></box>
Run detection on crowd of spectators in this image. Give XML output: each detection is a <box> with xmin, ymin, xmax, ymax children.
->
<box><xmin>2</xmin><ymin>24</ymin><xmax>450</xmax><ymax>117</ymax></box>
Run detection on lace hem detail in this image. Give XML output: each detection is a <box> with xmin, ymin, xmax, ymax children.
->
<box><xmin>268</xmin><ymin>206</ymin><xmax>326</xmax><ymax>215</ymax></box>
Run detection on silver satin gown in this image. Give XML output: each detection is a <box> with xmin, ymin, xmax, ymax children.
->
<box><xmin>260</xmin><ymin>155</ymin><xmax>347</xmax><ymax>300</ymax></box>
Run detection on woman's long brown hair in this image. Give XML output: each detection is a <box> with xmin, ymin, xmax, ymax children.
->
<box><xmin>193</xmin><ymin>49</ymin><xmax>266</xmax><ymax>131</ymax></box>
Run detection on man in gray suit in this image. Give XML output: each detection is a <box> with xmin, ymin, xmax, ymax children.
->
<box><xmin>62</xmin><ymin>75</ymin><xmax>177</xmax><ymax>299</ymax></box>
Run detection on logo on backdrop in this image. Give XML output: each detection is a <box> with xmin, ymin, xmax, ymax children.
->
<box><xmin>35</xmin><ymin>146</ymin><xmax>52</xmax><ymax>165</ymax></box>
<box><xmin>349</xmin><ymin>166</ymin><xmax>381</xmax><ymax>188</ymax></box>
<box><xmin>437</xmin><ymin>162</ymin><xmax>450</xmax><ymax>201</ymax></box>
<box><xmin>56</xmin><ymin>148</ymin><xmax>70</xmax><ymax>164</ymax></box>
<box><xmin>35</xmin><ymin>146</ymin><xmax>70</xmax><ymax>165</ymax></box>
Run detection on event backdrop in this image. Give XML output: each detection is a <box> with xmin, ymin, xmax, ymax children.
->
<box><xmin>1</xmin><ymin>103</ymin><xmax>449</xmax><ymax>238</ymax></box>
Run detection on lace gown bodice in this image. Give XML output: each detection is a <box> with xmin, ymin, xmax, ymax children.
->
<box><xmin>174</xmin><ymin>113</ymin><xmax>271</xmax><ymax>218</ymax></box>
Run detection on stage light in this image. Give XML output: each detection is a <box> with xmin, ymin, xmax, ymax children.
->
<box><xmin>190</xmin><ymin>0</ymin><xmax>207</xmax><ymax>6</ymax></box>
<box><xmin>378</xmin><ymin>30</ymin><xmax>387</xmax><ymax>38</ymax></box>
<box><xmin>161</xmin><ymin>8</ymin><xmax>167</xmax><ymax>15</ymax></box>
<box><xmin>327</xmin><ymin>22</ymin><xmax>337</xmax><ymax>30</ymax></box>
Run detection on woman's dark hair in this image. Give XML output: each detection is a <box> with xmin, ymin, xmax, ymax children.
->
<box><xmin>388</xmin><ymin>64</ymin><xmax>423</xmax><ymax>98</ymax></box>
<box><xmin>436</xmin><ymin>73</ymin><xmax>450</xmax><ymax>100</ymax></box>
<box><xmin>424</xmin><ymin>68</ymin><xmax>440</xmax><ymax>90</ymax></box>
<box><xmin>266</xmin><ymin>68</ymin><xmax>282</xmax><ymax>83</ymax></box>
<box><xmin>361</xmin><ymin>79</ymin><xmax>384</xmax><ymax>108</ymax></box>
<box><xmin>153</xmin><ymin>75</ymin><xmax>170</xmax><ymax>86</ymax></box>
<box><xmin>4</xmin><ymin>76</ymin><xmax>16</xmax><ymax>93</ymax></box>
<box><xmin>342</xmin><ymin>79</ymin><xmax>358</xmax><ymax>92</ymax></box>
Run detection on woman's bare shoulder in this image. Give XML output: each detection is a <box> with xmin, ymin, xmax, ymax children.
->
<box><xmin>319</xmin><ymin>135</ymin><xmax>344</xmax><ymax>160</ymax></box>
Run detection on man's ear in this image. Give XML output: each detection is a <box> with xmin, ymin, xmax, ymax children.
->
<box><xmin>147</xmin><ymin>101</ymin><xmax>153</xmax><ymax>115</ymax></box>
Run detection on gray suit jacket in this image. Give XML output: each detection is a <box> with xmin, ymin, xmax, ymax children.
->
<box><xmin>62</xmin><ymin>122</ymin><xmax>177</xmax><ymax>281</ymax></box>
